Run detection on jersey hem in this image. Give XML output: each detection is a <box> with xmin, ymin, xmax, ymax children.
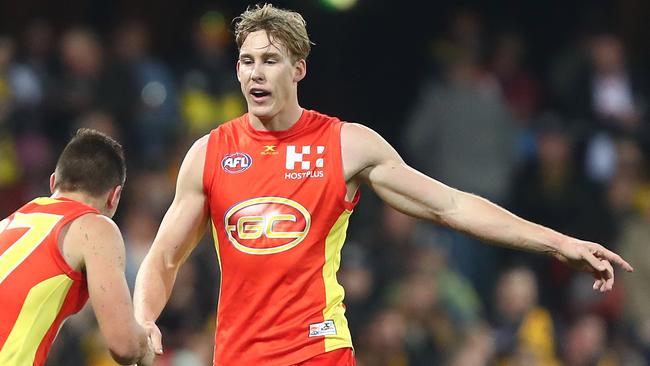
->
<box><xmin>214</xmin><ymin>341</ymin><xmax>354</xmax><ymax>366</ymax></box>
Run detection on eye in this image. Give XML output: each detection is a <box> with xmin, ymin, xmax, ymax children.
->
<box><xmin>265</xmin><ymin>59</ymin><xmax>278</xmax><ymax>65</ymax></box>
<box><xmin>241</xmin><ymin>59</ymin><xmax>253</xmax><ymax>65</ymax></box>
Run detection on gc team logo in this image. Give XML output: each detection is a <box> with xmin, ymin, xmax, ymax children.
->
<box><xmin>224</xmin><ymin>197</ymin><xmax>311</xmax><ymax>255</ymax></box>
<box><xmin>221</xmin><ymin>152</ymin><xmax>252</xmax><ymax>173</ymax></box>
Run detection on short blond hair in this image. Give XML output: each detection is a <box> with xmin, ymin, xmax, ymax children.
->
<box><xmin>234</xmin><ymin>3</ymin><xmax>312</xmax><ymax>62</ymax></box>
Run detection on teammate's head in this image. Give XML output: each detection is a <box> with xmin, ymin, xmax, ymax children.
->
<box><xmin>51</xmin><ymin>128</ymin><xmax>126</xmax><ymax>217</ymax></box>
<box><xmin>234</xmin><ymin>4</ymin><xmax>310</xmax><ymax>122</ymax></box>
<box><xmin>234</xmin><ymin>3</ymin><xmax>311</xmax><ymax>63</ymax></box>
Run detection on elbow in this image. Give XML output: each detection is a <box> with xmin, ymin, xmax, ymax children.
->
<box><xmin>110</xmin><ymin>348</ymin><xmax>142</xmax><ymax>365</ymax></box>
<box><xmin>107</xmin><ymin>335</ymin><xmax>146</xmax><ymax>365</ymax></box>
<box><xmin>140</xmin><ymin>249</ymin><xmax>178</xmax><ymax>277</ymax></box>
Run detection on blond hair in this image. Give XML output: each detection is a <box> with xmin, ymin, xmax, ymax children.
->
<box><xmin>234</xmin><ymin>3</ymin><xmax>312</xmax><ymax>62</ymax></box>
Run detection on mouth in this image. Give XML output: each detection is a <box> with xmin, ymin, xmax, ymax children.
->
<box><xmin>250</xmin><ymin>88</ymin><xmax>271</xmax><ymax>103</ymax></box>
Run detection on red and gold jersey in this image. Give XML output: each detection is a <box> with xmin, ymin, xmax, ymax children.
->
<box><xmin>203</xmin><ymin>110</ymin><xmax>359</xmax><ymax>365</ymax></box>
<box><xmin>0</xmin><ymin>197</ymin><xmax>97</xmax><ymax>366</ymax></box>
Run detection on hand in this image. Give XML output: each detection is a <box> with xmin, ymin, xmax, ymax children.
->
<box><xmin>129</xmin><ymin>321</ymin><xmax>162</xmax><ymax>366</ymax></box>
<box><xmin>133</xmin><ymin>338</ymin><xmax>155</xmax><ymax>366</ymax></box>
<box><xmin>555</xmin><ymin>239</ymin><xmax>634</xmax><ymax>292</ymax></box>
<box><xmin>140</xmin><ymin>320</ymin><xmax>164</xmax><ymax>356</ymax></box>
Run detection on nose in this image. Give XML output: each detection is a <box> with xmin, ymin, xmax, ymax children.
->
<box><xmin>250</xmin><ymin>62</ymin><xmax>264</xmax><ymax>82</ymax></box>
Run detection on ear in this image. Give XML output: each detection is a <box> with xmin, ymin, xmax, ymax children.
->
<box><xmin>107</xmin><ymin>185</ymin><xmax>123</xmax><ymax>210</ymax></box>
<box><xmin>293</xmin><ymin>59</ymin><xmax>306</xmax><ymax>83</ymax></box>
<box><xmin>236</xmin><ymin>60</ymin><xmax>242</xmax><ymax>82</ymax></box>
<box><xmin>49</xmin><ymin>173</ymin><xmax>56</xmax><ymax>194</ymax></box>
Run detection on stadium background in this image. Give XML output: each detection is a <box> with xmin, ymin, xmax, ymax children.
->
<box><xmin>1</xmin><ymin>0</ymin><xmax>650</xmax><ymax>364</ymax></box>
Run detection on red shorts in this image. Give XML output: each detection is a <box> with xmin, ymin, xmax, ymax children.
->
<box><xmin>292</xmin><ymin>348</ymin><xmax>356</xmax><ymax>366</ymax></box>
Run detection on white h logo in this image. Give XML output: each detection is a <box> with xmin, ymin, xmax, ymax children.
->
<box><xmin>286</xmin><ymin>145</ymin><xmax>325</xmax><ymax>170</ymax></box>
<box><xmin>286</xmin><ymin>145</ymin><xmax>310</xmax><ymax>170</ymax></box>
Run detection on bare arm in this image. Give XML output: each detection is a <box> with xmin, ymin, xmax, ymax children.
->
<box><xmin>342</xmin><ymin>123</ymin><xmax>633</xmax><ymax>291</ymax></box>
<box><xmin>133</xmin><ymin>136</ymin><xmax>210</xmax><ymax>352</ymax></box>
<box><xmin>63</xmin><ymin>214</ymin><xmax>153</xmax><ymax>365</ymax></box>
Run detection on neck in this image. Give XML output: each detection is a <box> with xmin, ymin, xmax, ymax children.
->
<box><xmin>51</xmin><ymin>190</ymin><xmax>107</xmax><ymax>216</ymax></box>
<box><xmin>248</xmin><ymin>102</ymin><xmax>304</xmax><ymax>132</ymax></box>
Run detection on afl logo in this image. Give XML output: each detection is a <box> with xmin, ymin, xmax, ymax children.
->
<box><xmin>224</xmin><ymin>197</ymin><xmax>311</xmax><ymax>255</ymax></box>
<box><xmin>221</xmin><ymin>152</ymin><xmax>252</xmax><ymax>173</ymax></box>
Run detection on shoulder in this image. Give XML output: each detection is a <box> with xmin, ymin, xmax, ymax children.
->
<box><xmin>65</xmin><ymin>213</ymin><xmax>122</xmax><ymax>245</ymax></box>
<box><xmin>341</xmin><ymin>122</ymin><xmax>401</xmax><ymax>180</ymax></box>
<box><xmin>341</xmin><ymin>122</ymin><xmax>391</xmax><ymax>155</ymax></box>
<box><xmin>61</xmin><ymin>213</ymin><xmax>123</xmax><ymax>269</ymax></box>
<box><xmin>341</xmin><ymin>122</ymin><xmax>378</xmax><ymax>139</ymax></box>
<box><xmin>181</xmin><ymin>134</ymin><xmax>210</xmax><ymax>169</ymax></box>
<box><xmin>175</xmin><ymin>134</ymin><xmax>212</xmax><ymax>191</ymax></box>
<box><xmin>191</xmin><ymin>134</ymin><xmax>210</xmax><ymax>154</ymax></box>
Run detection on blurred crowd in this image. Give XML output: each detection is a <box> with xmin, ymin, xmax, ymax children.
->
<box><xmin>1</xmin><ymin>4</ymin><xmax>650</xmax><ymax>366</ymax></box>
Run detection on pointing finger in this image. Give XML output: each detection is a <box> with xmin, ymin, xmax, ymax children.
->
<box><xmin>596</xmin><ymin>247</ymin><xmax>634</xmax><ymax>272</ymax></box>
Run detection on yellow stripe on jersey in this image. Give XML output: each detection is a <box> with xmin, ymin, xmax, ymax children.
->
<box><xmin>211</xmin><ymin>222</ymin><xmax>223</xmax><ymax>329</ymax></box>
<box><xmin>322</xmin><ymin>209</ymin><xmax>353</xmax><ymax>352</ymax></box>
<box><xmin>31</xmin><ymin>197</ymin><xmax>63</xmax><ymax>206</ymax></box>
<box><xmin>0</xmin><ymin>274</ymin><xmax>73</xmax><ymax>365</ymax></box>
<box><xmin>0</xmin><ymin>213</ymin><xmax>62</xmax><ymax>284</ymax></box>
<box><xmin>211</xmin><ymin>222</ymin><xmax>222</xmax><ymax>269</ymax></box>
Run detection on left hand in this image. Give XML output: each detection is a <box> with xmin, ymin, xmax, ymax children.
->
<box><xmin>555</xmin><ymin>239</ymin><xmax>634</xmax><ymax>292</ymax></box>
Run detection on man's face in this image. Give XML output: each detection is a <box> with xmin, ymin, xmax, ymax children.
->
<box><xmin>237</xmin><ymin>30</ymin><xmax>304</xmax><ymax>121</ymax></box>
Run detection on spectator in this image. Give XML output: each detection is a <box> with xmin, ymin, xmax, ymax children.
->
<box><xmin>112</xmin><ymin>20</ymin><xmax>180</xmax><ymax>166</ymax></box>
<box><xmin>178</xmin><ymin>10</ymin><xmax>245</xmax><ymax>137</ymax></box>
<box><xmin>405</xmin><ymin>48</ymin><xmax>518</xmax><ymax>300</ymax></box>
<box><xmin>492</xmin><ymin>267</ymin><xmax>560</xmax><ymax>366</ymax></box>
<box><xmin>562</xmin><ymin>314</ymin><xmax>618</xmax><ymax>366</ymax></box>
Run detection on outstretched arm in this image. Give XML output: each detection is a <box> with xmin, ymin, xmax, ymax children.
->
<box><xmin>133</xmin><ymin>136</ymin><xmax>210</xmax><ymax>353</ymax></box>
<box><xmin>342</xmin><ymin>123</ymin><xmax>633</xmax><ymax>292</ymax></box>
<box><xmin>64</xmin><ymin>214</ymin><xmax>154</xmax><ymax>365</ymax></box>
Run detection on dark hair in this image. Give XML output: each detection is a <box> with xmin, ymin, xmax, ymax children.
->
<box><xmin>54</xmin><ymin>128</ymin><xmax>126</xmax><ymax>196</ymax></box>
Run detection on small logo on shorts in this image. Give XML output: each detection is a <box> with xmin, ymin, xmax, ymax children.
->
<box><xmin>221</xmin><ymin>152</ymin><xmax>252</xmax><ymax>173</ymax></box>
<box><xmin>309</xmin><ymin>320</ymin><xmax>337</xmax><ymax>337</ymax></box>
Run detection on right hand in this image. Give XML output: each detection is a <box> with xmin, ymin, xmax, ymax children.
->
<box><xmin>141</xmin><ymin>320</ymin><xmax>164</xmax><ymax>356</ymax></box>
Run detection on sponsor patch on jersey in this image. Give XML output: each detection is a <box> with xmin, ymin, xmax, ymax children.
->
<box><xmin>284</xmin><ymin>145</ymin><xmax>325</xmax><ymax>179</ymax></box>
<box><xmin>221</xmin><ymin>152</ymin><xmax>252</xmax><ymax>173</ymax></box>
<box><xmin>224</xmin><ymin>197</ymin><xmax>311</xmax><ymax>255</ymax></box>
<box><xmin>309</xmin><ymin>320</ymin><xmax>337</xmax><ymax>337</ymax></box>
<box><xmin>261</xmin><ymin>145</ymin><xmax>279</xmax><ymax>155</ymax></box>
<box><xmin>285</xmin><ymin>145</ymin><xmax>325</xmax><ymax>170</ymax></box>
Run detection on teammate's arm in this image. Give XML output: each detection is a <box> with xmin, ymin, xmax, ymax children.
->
<box><xmin>133</xmin><ymin>135</ymin><xmax>210</xmax><ymax>353</ymax></box>
<box><xmin>341</xmin><ymin>123</ymin><xmax>633</xmax><ymax>292</ymax></box>
<box><xmin>63</xmin><ymin>214</ymin><xmax>154</xmax><ymax>365</ymax></box>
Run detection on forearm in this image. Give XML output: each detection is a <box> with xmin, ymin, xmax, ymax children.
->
<box><xmin>133</xmin><ymin>251</ymin><xmax>178</xmax><ymax>323</ymax></box>
<box><xmin>441</xmin><ymin>190</ymin><xmax>570</xmax><ymax>256</ymax></box>
<box><xmin>369</xmin><ymin>162</ymin><xmax>570</xmax><ymax>256</ymax></box>
<box><xmin>133</xmin><ymin>197</ymin><xmax>207</xmax><ymax>323</ymax></box>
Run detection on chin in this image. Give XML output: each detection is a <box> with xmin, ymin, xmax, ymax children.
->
<box><xmin>248</xmin><ymin>105</ymin><xmax>276</xmax><ymax>120</ymax></box>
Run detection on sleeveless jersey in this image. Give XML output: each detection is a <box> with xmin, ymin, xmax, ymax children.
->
<box><xmin>203</xmin><ymin>110</ymin><xmax>359</xmax><ymax>366</ymax></box>
<box><xmin>0</xmin><ymin>197</ymin><xmax>97</xmax><ymax>366</ymax></box>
